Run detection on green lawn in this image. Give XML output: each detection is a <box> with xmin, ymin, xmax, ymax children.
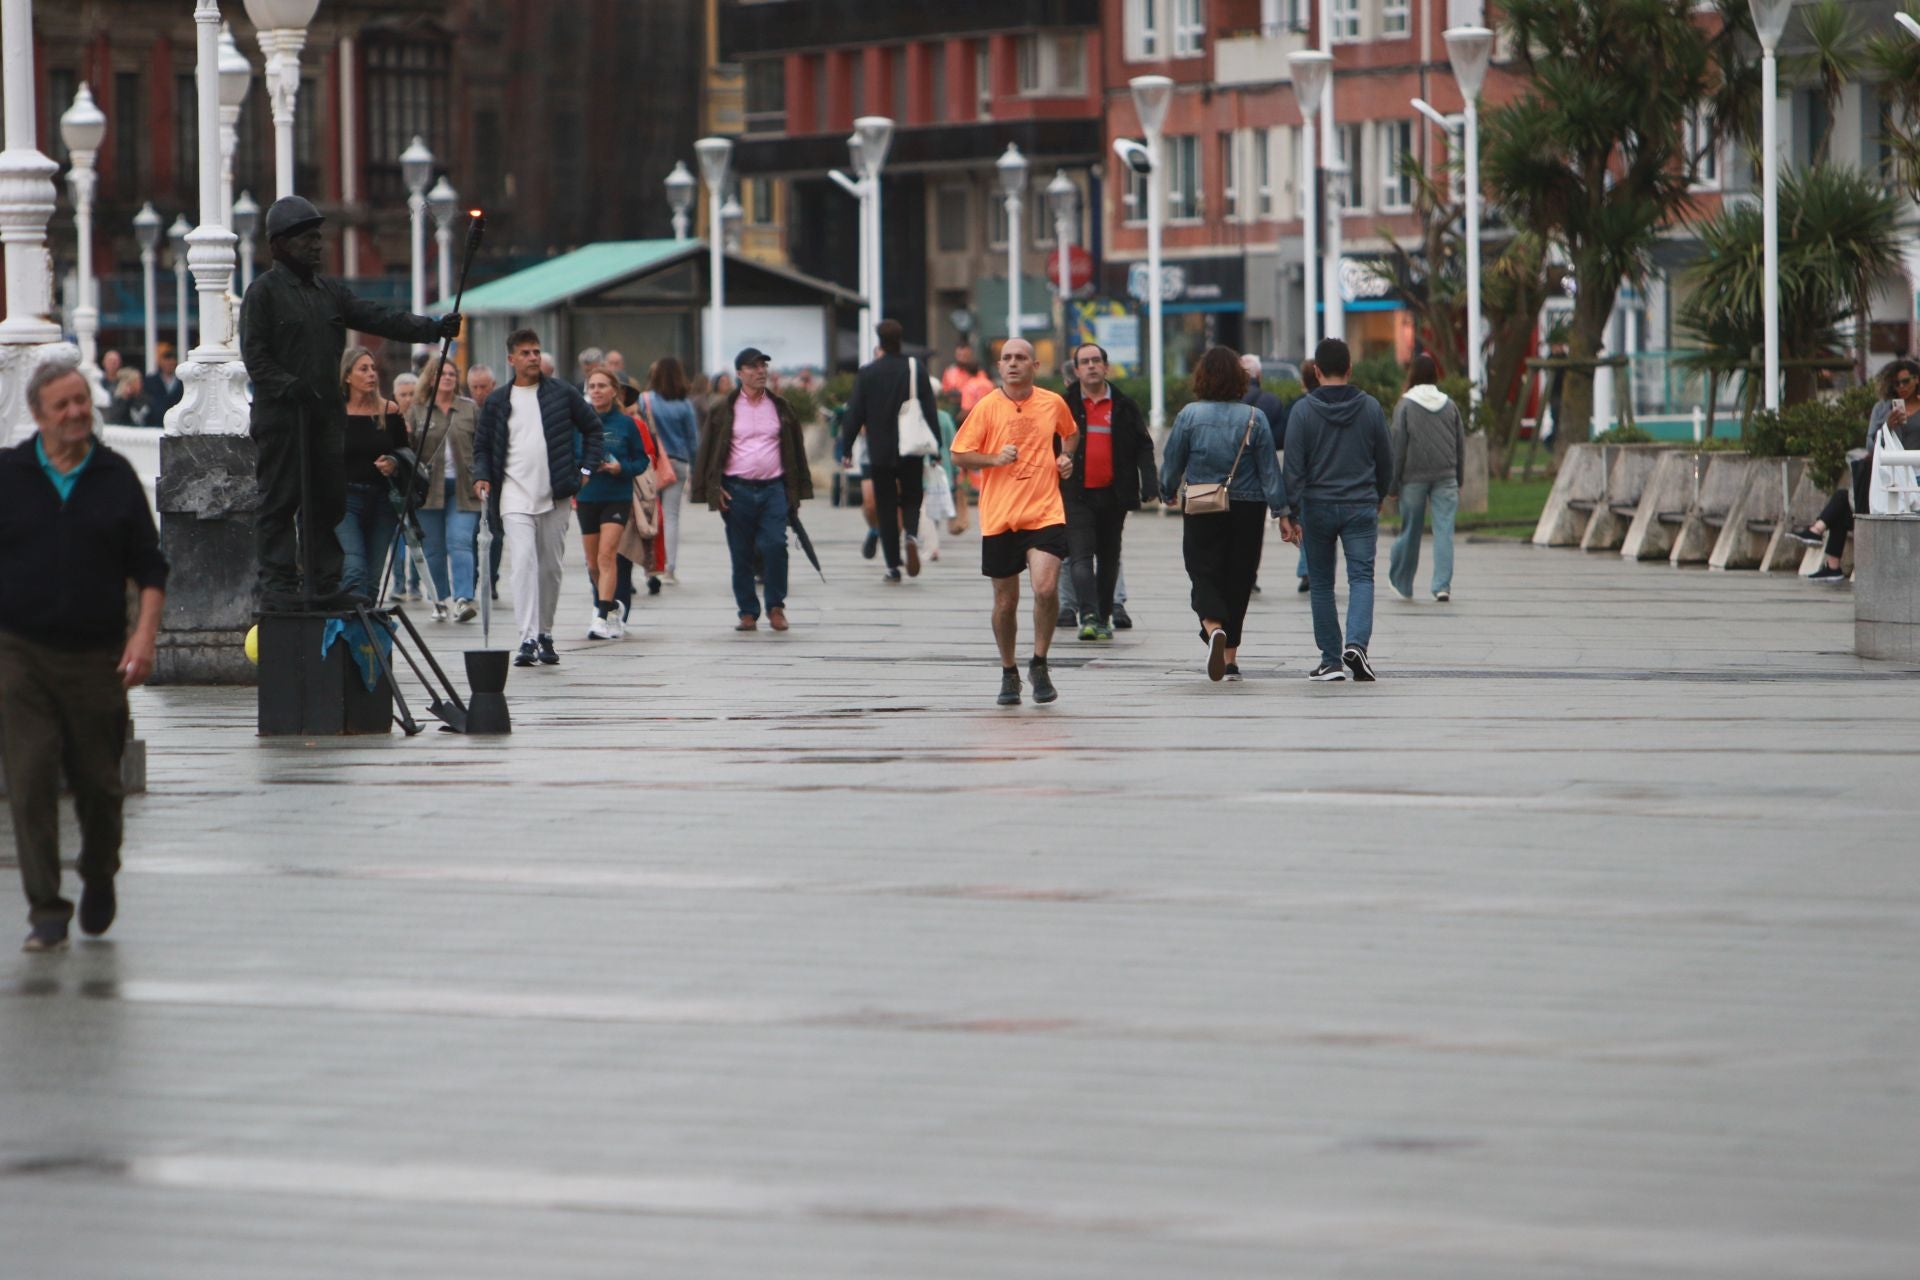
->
<box><xmin>1382</xmin><ymin>477</ymin><xmax>1552</xmax><ymax>541</ymax></box>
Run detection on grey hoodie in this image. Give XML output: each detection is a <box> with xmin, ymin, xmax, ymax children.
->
<box><xmin>1389</xmin><ymin>384</ymin><xmax>1465</xmax><ymax>494</ymax></box>
<box><xmin>1280</xmin><ymin>383</ymin><xmax>1394</xmax><ymax>517</ymax></box>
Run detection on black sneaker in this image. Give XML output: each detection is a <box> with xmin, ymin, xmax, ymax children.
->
<box><xmin>862</xmin><ymin>530</ymin><xmax>880</xmax><ymax>560</ymax></box>
<box><xmin>514</xmin><ymin>641</ymin><xmax>538</xmax><ymax>667</ymax></box>
<box><xmin>1297</xmin><ymin>575</ymin><xmax>1310</xmax><ymax>594</ymax></box>
<box><xmin>1342</xmin><ymin>644</ymin><xmax>1377</xmax><ymax>682</ymax></box>
<box><xmin>1222</xmin><ymin>663</ymin><xmax>1242</xmax><ymax>682</ymax></box>
<box><xmin>1028</xmin><ymin>657</ymin><xmax>1058</xmax><ymax>704</ymax></box>
<box><xmin>1308</xmin><ymin>661</ymin><xmax>1349</xmax><ymax>682</ymax></box>
<box><xmin>1809</xmin><ymin>564</ymin><xmax>1847</xmax><ymax>583</ymax></box>
<box><xmin>1788</xmin><ymin>526</ymin><xmax>1823</xmax><ymax>547</ymax></box>
<box><xmin>1111</xmin><ymin>603</ymin><xmax>1133</xmax><ymax>630</ymax></box>
<box><xmin>647</xmin><ymin>576</ymin><xmax>662</xmax><ymax>596</ymax></box>
<box><xmin>1055</xmin><ymin>608</ymin><xmax>1077</xmax><ymax>630</ymax></box>
<box><xmin>996</xmin><ymin>668</ymin><xmax>1022</xmax><ymax>706</ymax></box>
<box><xmin>78</xmin><ymin>878</ymin><xmax>116</xmax><ymax>937</ymax></box>
<box><xmin>21</xmin><ymin>920</ymin><xmax>68</xmax><ymax>953</ymax></box>
<box><xmin>1206</xmin><ymin>628</ymin><xmax>1228</xmax><ymax>682</ymax></box>
<box><xmin>882</xmin><ymin>568</ymin><xmax>903</xmax><ymax>584</ymax></box>
<box><xmin>536</xmin><ymin>635</ymin><xmax>560</xmax><ymax>665</ymax></box>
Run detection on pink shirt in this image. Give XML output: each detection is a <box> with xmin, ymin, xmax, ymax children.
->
<box><xmin>725</xmin><ymin>391</ymin><xmax>784</xmax><ymax>480</ymax></box>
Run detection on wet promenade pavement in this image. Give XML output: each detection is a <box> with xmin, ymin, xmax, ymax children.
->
<box><xmin>4</xmin><ymin>503</ymin><xmax>1917</xmax><ymax>1278</ymax></box>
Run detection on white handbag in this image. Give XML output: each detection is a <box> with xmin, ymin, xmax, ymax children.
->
<box><xmin>924</xmin><ymin>457</ymin><xmax>957</xmax><ymax>522</ymax></box>
<box><xmin>896</xmin><ymin>357</ymin><xmax>940</xmax><ymax>458</ymax></box>
<box><xmin>1868</xmin><ymin>422</ymin><xmax>1920</xmax><ymax>515</ymax></box>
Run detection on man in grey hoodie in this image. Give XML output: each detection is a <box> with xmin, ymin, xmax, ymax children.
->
<box><xmin>1279</xmin><ymin>338</ymin><xmax>1394</xmax><ymax>681</ymax></box>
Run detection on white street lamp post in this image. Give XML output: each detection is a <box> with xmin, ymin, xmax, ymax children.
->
<box><xmin>1046</xmin><ymin>168</ymin><xmax>1078</xmax><ymax>356</ymax></box>
<box><xmin>217</xmin><ymin>24</ymin><xmax>252</xmax><ymax>227</ymax></box>
<box><xmin>400</xmin><ymin>135</ymin><xmax>433</xmax><ymax>338</ymax></box>
<box><xmin>665</xmin><ymin>161</ymin><xmax>696</xmax><ymax>242</ymax></box>
<box><xmin>854</xmin><ymin>116</ymin><xmax>893</xmax><ymax>328</ymax></box>
<box><xmin>1129</xmin><ymin>75</ymin><xmax>1173</xmax><ymax>436</ymax></box>
<box><xmin>1445</xmin><ymin>25</ymin><xmax>1493</xmax><ymax>411</ymax></box>
<box><xmin>232</xmin><ymin>191</ymin><xmax>260</xmax><ymax>293</ymax></box>
<box><xmin>428</xmin><ymin>176</ymin><xmax>457</xmax><ymax>304</ymax></box>
<box><xmin>997</xmin><ymin>143</ymin><xmax>1029</xmax><ymax>350</ymax></box>
<box><xmin>695</xmin><ymin>136</ymin><xmax>733</xmax><ymax>373</ymax></box>
<box><xmin>60</xmin><ymin>83</ymin><xmax>107</xmax><ymax>379</ymax></box>
<box><xmin>245</xmin><ymin>0</ymin><xmax>321</xmax><ymax>200</ymax></box>
<box><xmin>1289</xmin><ymin>52</ymin><xmax>1331</xmax><ymax>360</ymax></box>
<box><xmin>166</xmin><ymin>0</ymin><xmax>251</xmax><ymax>438</ymax></box>
<box><xmin>135</xmin><ymin>203</ymin><xmax>161</xmax><ymax>374</ymax></box>
<box><xmin>1752</xmin><ymin>0</ymin><xmax>1791</xmax><ymax>413</ymax></box>
<box><xmin>836</xmin><ymin>134</ymin><xmax>872</xmax><ymax>343</ymax></box>
<box><xmin>169</xmin><ymin>215</ymin><xmax>193</xmax><ymax>355</ymax></box>
<box><xmin>0</xmin><ymin>0</ymin><xmax>67</xmax><ymax>441</ymax></box>
<box><xmin>1316</xmin><ymin>0</ymin><xmax>1344</xmax><ymax>343</ymax></box>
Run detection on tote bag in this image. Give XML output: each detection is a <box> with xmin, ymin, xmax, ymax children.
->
<box><xmin>896</xmin><ymin>358</ymin><xmax>940</xmax><ymax>458</ymax></box>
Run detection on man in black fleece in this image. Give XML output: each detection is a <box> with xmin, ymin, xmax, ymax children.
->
<box><xmin>1279</xmin><ymin>338</ymin><xmax>1394</xmax><ymax>682</ymax></box>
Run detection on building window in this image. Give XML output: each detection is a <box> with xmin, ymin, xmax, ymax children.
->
<box><xmin>46</xmin><ymin>69</ymin><xmax>76</xmax><ymax>167</ymax></box>
<box><xmin>1264</xmin><ymin>0</ymin><xmax>1312</xmax><ymax>32</ymax></box>
<box><xmin>113</xmin><ymin>72</ymin><xmax>143</xmax><ymax>194</ymax></box>
<box><xmin>937</xmin><ymin>184</ymin><xmax>969</xmax><ymax>252</ymax></box>
<box><xmin>1169</xmin><ymin>134</ymin><xmax>1202</xmax><ymax>220</ymax></box>
<box><xmin>976</xmin><ymin>41</ymin><xmax>993</xmax><ymax>118</ymax></box>
<box><xmin>749</xmin><ymin>178</ymin><xmax>776</xmax><ymax>226</ymax></box>
<box><xmin>1685</xmin><ymin>105</ymin><xmax>1720</xmax><ymax>189</ymax></box>
<box><xmin>1379</xmin><ymin>120</ymin><xmax>1413</xmax><ymax>211</ymax></box>
<box><xmin>1221</xmin><ymin>132</ymin><xmax>1240</xmax><ymax>221</ymax></box>
<box><xmin>364</xmin><ymin>36</ymin><xmax>451</xmax><ymax>205</ymax></box>
<box><xmin>1253</xmin><ymin>127</ymin><xmax>1273</xmax><ymax>218</ymax></box>
<box><xmin>1123</xmin><ymin>158</ymin><xmax>1150</xmax><ymax>225</ymax></box>
<box><xmin>988</xmin><ymin>183</ymin><xmax>1014</xmax><ymax>248</ymax></box>
<box><xmin>1017</xmin><ymin>33</ymin><xmax>1086</xmax><ymax>96</ymax></box>
<box><xmin>1382</xmin><ymin>0</ymin><xmax>1411</xmax><ymax>36</ymax></box>
<box><xmin>1332</xmin><ymin>0</ymin><xmax>1361</xmax><ymax>42</ymax></box>
<box><xmin>1132</xmin><ymin>0</ymin><xmax>1160</xmax><ymax>60</ymax></box>
<box><xmin>1337</xmin><ymin>123</ymin><xmax>1365</xmax><ymax>209</ymax></box>
<box><xmin>745</xmin><ymin>59</ymin><xmax>786</xmax><ymax>134</ymax></box>
<box><xmin>1174</xmin><ymin>0</ymin><xmax>1206</xmax><ymax>56</ymax></box>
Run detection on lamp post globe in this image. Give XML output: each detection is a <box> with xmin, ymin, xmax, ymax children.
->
<box><xmin>1129</xmin><ymin>74</ymin><xmax>1174</xmax><ymax>434</ymax></box>
<box><xmin>400</xmin><ymin>136</ymin><xmax>434</xmax><ymax>336</ymax></box>
<box><xmin>168</xmin><ymin>215</ymin><xmax>194</xmax><ymax>354</ymax></box>
<box><xmin>59</xmin><ymin>83</ymin><xmax>106</xmax><ymax>154</ymax></box>
<box><xmin>428</xmin><ymin>176</ymin><xmax>458</xmax><ymax>304</ymax></box>
<box><xmin>244</xmin><ymin>0</ymin><xmax>321</xmax><ymax>198</ymax></box>
<box><xmin>665</xmin><ymin>160</ymin><xmax>696</xmax><ymax>241</ymax></box>
<box><xmin>997</xmin><ymin>144</ymin><xmax>1028</xmax><ymax>349</ymax></box>
<box><xmin>693</xmin><ymin>137</ymin><xmax>734</xmax><ymax>373</ymax></box>
<box><xmin>61</xmin><ymin>84</ymin><xmax>108</xmax><ymax>376</ymax></box>
<box><xmin>399</xmin><ymin>136</ymin><xmax>435</xmax><ymax>197</ymax></box>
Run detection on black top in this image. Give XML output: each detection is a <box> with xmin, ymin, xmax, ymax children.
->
<box><xmin>0</xmin><ymin>437</ymin><xmax>169</xmax><ymax>651</ymax></box>
<box><xmin>343</xmin><ymin>410</ymin><xmax>408</xmax><ymax>487</ymax></box>
<box><xmin>839</xmin><ymin>353</ymin><xmax>940</xmax><ymax>468</ymax></box>
<box><xmin>240</xmin><ymin>263</ymin><xmax>440</xmax><ymax>418</ymax></box>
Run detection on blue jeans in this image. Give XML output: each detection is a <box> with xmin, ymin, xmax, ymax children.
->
<box><xmin>336</xmin><ymin>483</ymin><xmax>398</xmax><ymax>599</ymax></box>
<box><xmin>1390</xmin><ymin>479</ymin><xmax>1457</xmax><ymax>598</ymax></box>
<box><xmin>723</xmin><ymin>477</ymin><xmax>789</xmax><ymax>619</ymax></box>
<box><xmin>417</xmin><ymin>477</ymin><xmax>480</xmax><ymax>601</ymax></box>
<box><xmin>1303</xmin><ymin>503</ymin><xmax>1378</xmax><ymax>667</ymax></box>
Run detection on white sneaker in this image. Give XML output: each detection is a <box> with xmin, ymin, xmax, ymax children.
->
<box><xmin>431</xmin><ymin>601</ymin><xmax>448</xmax><ymax>622</ymax></box>
<box><xmin>587</xmin><ymin>614</ymin><xmax>612</xmax><ymax>640</ymax></box>
<box><xmin>608</xmin><ymin>614</ymin><xmax>625</xmax><ymax>640</ymax></box>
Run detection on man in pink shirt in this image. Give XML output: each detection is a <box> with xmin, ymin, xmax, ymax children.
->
<box><xmin>689</xmin><ymin>347</ymin><xmax>814</xmax><ymax>631</ymax></box>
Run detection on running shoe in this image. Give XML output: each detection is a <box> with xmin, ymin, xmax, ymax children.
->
<box><xmin>1206</xmin><ymin>629</ymin><xmax>1228</xmax><ymax>682</ymax></box>
<box><xmin>1788</xmin><ymin>526</ymin><xmax>1823</xmax><ymax>546</ymax></box>
<box><xmin>1093</xmin><ymin>618</ymin><xmax>1114</xmax><ymax>641</ymax></box>
<box><xmin>455</xmin><ymin>598</ymin><xmax>478</xmax><ymax>623</ymax></box>
<box><xmin>1222</xmin><ymin>663</ymin><xmax>1242</xmax><ymax>682</ymax></box>
<box><xmin>1809</xmin><ymin>564</ymin><xmax>1847</xmax><ymax>582</ymax></box>
<box><xmin>1342</xmin><ymin>644</ymin><xmax>1377</xmax><ymax>682</ymax></box>
<box><xmin>997</xmin><ymin>668</ymin><xmax>1022</xmax><ymax>706</ymax></box>
<box><xmin>78</xmin><ymin>877</ymin><xmax>116</xmax><ymax>937</ymax></box>
<box><xmin>21</xmin><ymin>921</ymin><xmax>68</xmax><ymax>953</ymax></box>
<box><xmin>1079</xmin><ymin>616</ymin><xmax>1100</xmax><ymax>641</ymax></box>
<box><xmin>1029</xmin><ymin>657</ymin><xmax>1058</xmax><ymax>704</ymax></box>
<box><xmin>608</xmin><ymin>614</ymin><xmax>625</xmax><ymax>640</ymax></box>
<box><xmin>1433</xmin><ymin>590</ymin><xmax>1450</xmax><ymax>603</ymax></box>
<box><xmin>588</xmin><ymin>614</ymin><xmax>612</xmax><ymax>640</ymax></box>
<box><xmin>1308</xmin><ymin>662</ymin><xmax>1348</xmax><ymax>682</ymax></box>
<box><xmin>536</xmin><ymin>634</ymin><xmax>560</xmax><ymax>665</ymax></box>
<box><xmin>514</xmin><ymin>641</ymin><xmax>539</xmax><ymax>668</ymax></box>
<box><xmin>1112</xmin><ymin>604</ymin><xmax>1133</xmax><ymax>629</ymax></box>
<box><xmin>905</xmin><ymin>536</ymin><xmax>921</xmax><ymax>577</ymax></box>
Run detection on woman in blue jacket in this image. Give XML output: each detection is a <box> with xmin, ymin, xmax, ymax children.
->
<box><xmin>577</xmin><ymin>366</ymin><xmax>649</xmax><ymax>639</ymax></box>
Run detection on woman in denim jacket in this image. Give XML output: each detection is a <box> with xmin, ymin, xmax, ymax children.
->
<box><xmin>1159</xmin><ymin>346</ymin><xmax>1290</xmax><ymax>682</ymax></box>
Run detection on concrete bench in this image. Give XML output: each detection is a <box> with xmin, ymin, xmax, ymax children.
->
<box><xmin>1755</xmin><ymin>468</ymin><xmax>1831</xmax><ymax>573</ymax></box>
<box><xmin>1709</xmin><ymin>458</ymin><xmax>1804</xmax><ymax>570</ymax></box>
<box><xmin>1531</xmin><ymin>444</ymin><xmax>1609</xmax><ymax>546</ymax></box>
<box><xmin>1670</xmin><ymin>454</ymin><xmax>1756</xmax><ymax>565</ymax></box>
<box><xmin>1579</xmin><ymin>446</ymin><xmax>1674</xmax><ymax>552</ymax></box>
<box><xmin>1622</xmin><ymin>451</ymin><xmax>1712</xmax><ymax>561</ymax></box>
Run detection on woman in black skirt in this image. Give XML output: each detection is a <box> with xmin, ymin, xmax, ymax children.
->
<box><xmin>1159</xmin><ymin>346</ymin><xmax>1290</xmax><ymax>682</ymax></box>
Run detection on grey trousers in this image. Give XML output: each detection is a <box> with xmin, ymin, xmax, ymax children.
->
<box><xmin>504</xmin><ymin>505</ymin><xmax>571</xmax><ymax>644</ymax></box>
<box><xmin>1058</xmin><ymin>564</ymin><xmax>1127</xmax><ymax>614</ymax></box>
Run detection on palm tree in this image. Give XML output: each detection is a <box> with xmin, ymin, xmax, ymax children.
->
<box><xmin>1865</xmin><ymin>14</ymin><xmax>1920</xmax><ymax>194</ymax></box>
<box><xmin>1787</xmin><ymin>0</ymin><xmax>1865</xmax><ymax>164</ymax></box>
<box><xmin>1677</xmin><ymin>165</ymin><xmax>1905</xmax><ymax>413</ymax></box>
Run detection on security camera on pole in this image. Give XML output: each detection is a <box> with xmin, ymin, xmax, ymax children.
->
<box><xmin>1751</xmin><ymin>0</ymin><xmax>1792</xmax><ymax>413</ymax></box>
<box><xmin>665</xmin><ymin>161</ymin><xmax>696</xmax><ymax>242</ymax></box>
<box><xmin>997</xmin><ymin>143</ymin><xmax>1028</xmax><ymax>351</ymax></box>
<box><xmin>1443</xmin><ymin>26</ymin><xmax>1493</xmax><ymax>411</ymax></box>
<box><xmin>695</xmin><ymin>137</ymin><xmax>733</xmax><ymax>374</ymax></box>
<box><xmin>245</xmin><ymin>0</ymin><xmax>321</xmax><ymax>200</ymax></box>
<box><xmin>1288</xmin><ymin>51</ymin><xmax>1331</xmax><ymax>360</ymax></box>
<box><xmin>0</xmin><ymin>0</ymin><xmax>75</xmax><ymax>443</ymax></box>
<box><xmin>428</xmin><ymin>176</ymin><xmax>457</xmax><ymax>303</ymax></box>
<box><xmin>401</xmin><ymin>136</ymin><xmax>434</xmax><ymax>357</ymax></box>
<box><xmin>60</xmin><ymin>83</ymin><xmax>108</xmax><ymax>403</ymax></box>
<box><xmin>1126</xmin><ymin>75</ymin><xmax>1172</xmax><ymax>437</ymax></box>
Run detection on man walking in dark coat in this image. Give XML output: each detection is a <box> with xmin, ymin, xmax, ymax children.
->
<box><xmin>240</xmin><ymin>195</ymin><xmax>460</xmax><ymax>610</ymax></box>
<box><xmin>839</xmin><ymin>319</ymin><xmax>940</xmax><ymax>582</ymax></box>
<box><xmin>1061</xmin><ymin>342</ymin><xmax>1157</xmax><ymax>640</ymax></box>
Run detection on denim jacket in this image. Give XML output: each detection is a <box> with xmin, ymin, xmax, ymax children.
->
<box><xmin>1159</xmin><ymin>400</ymin><xmax>1288</xmax><ymax>514</ymax></box>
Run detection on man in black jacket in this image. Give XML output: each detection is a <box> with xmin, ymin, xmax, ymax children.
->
<box><xmin>839</xmin><ymin>319</ymin><xmax>940</xmax><ymax>582</ymax></box>
<box><xmin>1060</xmin><ymin>343</ymin><xmax>1157</xmax><ymax>640</ymax></box>
<box><xmin>241</xmin><ymin>195</ymin><xmax>459</xmax><ymax>610</ymax></box>
<box><xmin>0</xmin><ymin>359</ymin><xmax>168</xmax><ymax>952</ymax></box>
<box><xmin>472</xmin><ymin>328</ymin><xmax>605</xmax><ymax>667</ymax></box>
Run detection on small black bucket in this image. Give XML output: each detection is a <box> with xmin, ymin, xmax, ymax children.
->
<box><xmin>463</xmin><ymin>649</ymin><xmax>512</xmax><ymax>734</ymax></box>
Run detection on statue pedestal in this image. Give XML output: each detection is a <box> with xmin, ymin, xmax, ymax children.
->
<box><xmin>154</xmin><ymin>433</ymin><xmax>261</xmax><ymax>685</ymax></box>
<box><xmin>257</xmin><ymin>611</ymin><xmax>394</xmax><ymax>736</ymax></box>
<box><xmin>1855</xmin><ymin>514</ymin><xmax>1920</xmax><ymax>662</ymax></box>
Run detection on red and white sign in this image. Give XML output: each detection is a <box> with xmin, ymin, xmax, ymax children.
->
<box><xmin>1045</xmin><ymin>245</ymin><xmax>1095</xmax><ymax>293</ymax></box>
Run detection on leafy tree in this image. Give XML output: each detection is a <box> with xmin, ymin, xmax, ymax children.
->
<box><xmin>1483</xmin><ymin>0</ymin><xmax>1749</xmax><ymax>462</ymax></box>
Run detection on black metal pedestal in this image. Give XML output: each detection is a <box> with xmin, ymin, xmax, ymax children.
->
<box><xmin>255</xmin><ymin>610</ymin><xmax>394</xmax><ymax>736</ymax></box>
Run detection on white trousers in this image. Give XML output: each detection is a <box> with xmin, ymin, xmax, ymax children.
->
<box><xmin>504</xmin><ymin>505</ymin><xmax>571</xmax><ymax>644</ymax></box>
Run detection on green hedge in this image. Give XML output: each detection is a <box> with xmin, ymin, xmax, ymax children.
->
<box><xmin>1744</xmin><ymin>384</ymin><xmax>1878</xmax><ymax>489</ymax></box>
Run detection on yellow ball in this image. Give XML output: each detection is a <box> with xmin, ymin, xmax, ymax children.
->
<box><xmin>244</xmin><ymin>625</ymin><xmax>260</xmax><ymax>664</ymax></box>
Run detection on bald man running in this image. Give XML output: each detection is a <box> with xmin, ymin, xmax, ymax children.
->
<box><xmin>949</xmin><ymin>339</ymin><xmax>1079</xmax><ymax>706</ymax></box>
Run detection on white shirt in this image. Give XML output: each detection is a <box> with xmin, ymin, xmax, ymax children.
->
<box><xmin>501</xmin><ymin>382</ymin><xmax>553</xmax><ymax>516</ymax></box>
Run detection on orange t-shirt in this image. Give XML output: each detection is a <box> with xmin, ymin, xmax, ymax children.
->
<box><xmin>951</xmin><ymin>386</ymin><xmax>1077</xmax><ymax>535</ymax></box>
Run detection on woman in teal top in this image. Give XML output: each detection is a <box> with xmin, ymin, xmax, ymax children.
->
<box><xmin>577</xmin><ymin>366</ymin><xmax>649</xmax><ymax>639</ymax></box>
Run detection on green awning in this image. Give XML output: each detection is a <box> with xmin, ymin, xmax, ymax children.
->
<box><xmin>459</xmin><ymin>241</ymin><xmax>699</xmax><ymax>315</ymax></box>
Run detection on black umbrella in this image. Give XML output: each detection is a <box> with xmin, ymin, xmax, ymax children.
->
<box><xmin>787</xmin><ymin>509</ymin><xmax>825</xmax><ymax>581</ymax></box>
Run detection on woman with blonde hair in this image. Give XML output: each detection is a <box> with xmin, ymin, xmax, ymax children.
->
<box><xmin>335</xmin><ymin>346</ymin><xmax>408</xmax><ymax>599</ymax></box>
<box><xmin>405</xmin><ymin>352</ymin><xmax>482</xmax><ymax>621</ymax></box>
